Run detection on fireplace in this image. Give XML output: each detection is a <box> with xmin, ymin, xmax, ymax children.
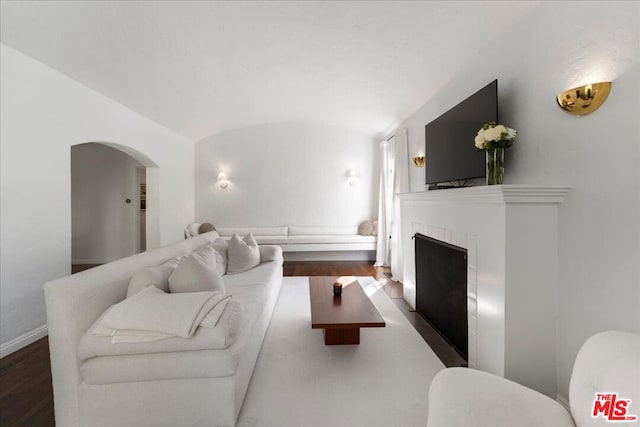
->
<box><xmin>398</xmin><ymin>186</ymin><xmax>569</xmax><ymax>397</ymax></box>
<box><xmin>414</xmin><ymin>233</ymin><xmax>468</xmax><ymax>360</ymax></box>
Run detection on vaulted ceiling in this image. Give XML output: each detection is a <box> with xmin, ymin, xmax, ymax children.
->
<box><xmin>1</xmin><ymin>1</ymin><xmax>539</xmax><ymax>141</ymax></box>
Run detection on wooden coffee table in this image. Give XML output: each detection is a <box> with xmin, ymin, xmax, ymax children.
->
<box><xmin>309</xmin><ymin>276</ymin><xmax>385</xmax><ymax>345</ymax></box>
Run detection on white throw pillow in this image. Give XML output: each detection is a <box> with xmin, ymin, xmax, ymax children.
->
<box><xmin>162</xmin><ymin>256</ymin><xmax>183</xmax><ymax>269</ymax></box>
<box><xmin>126</xmin><ymin>264</ymin><xmax>175</xmax><ymax>298</ymax></box>
<box><xmin>168</xmin><ymin>246</ymin><xmax>225</xmax><ymax>293</ymax></box>
<box><xmin>209</xmin><ymin>239</ymin><xmax>229</xmax><ymax>275</ymax></box>
<box><xmin>227</xmin><ymin>233</ymin><xmax>260</xmax><ymax>274</ymax></box>
<box><xmin>186</xmin><ymin>223</ymin><xmax>201</xmax><ymax>238</ymax></box>
<box><xmin>259</xmin><ymin>245</ymin><xmax>282</xmax><ymax>262</ymax></box>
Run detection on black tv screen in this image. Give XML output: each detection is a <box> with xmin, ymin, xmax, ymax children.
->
<box><xmin>426</xmin><ymin>79</ymin><xmax>498</xmax><ymax>185</ymax></box>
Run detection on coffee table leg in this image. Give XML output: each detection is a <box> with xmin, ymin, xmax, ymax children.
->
<box><xmin>323</xmin><ymin>327</ymin><xmax>360</xmax><ymax>345</ymax></box>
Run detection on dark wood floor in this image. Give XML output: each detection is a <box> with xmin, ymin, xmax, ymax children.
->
<box><xmin>0</xmin><ymin>337</ymin><xmax>54</xmax><ymax>427</ymax></box>
<box><xmin>0</xmin><ymin>261</ymin><xmax>464</xmax><ymax>427</ymax></box>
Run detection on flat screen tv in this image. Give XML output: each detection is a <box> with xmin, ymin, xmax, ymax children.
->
<box><xmin>425</xmin><ymin>79</ymin><xmax>498</xmax><ymax>186</ymax></box>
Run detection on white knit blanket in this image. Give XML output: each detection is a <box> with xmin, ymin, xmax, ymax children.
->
<box><xmin>94</xmin><ymin>286</ymin><xmax>231</xmax><ymax>343</ymax></box>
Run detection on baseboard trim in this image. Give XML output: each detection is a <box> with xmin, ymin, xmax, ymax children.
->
<box><xmin>556</xmin><ymin>394</ymin><xmax>570</xmax><ymax>411</ymax></box>
<box><xmin>0</xmin><ymin>324</ymin><xmax>48</xmax><ymax>358</ymax></box>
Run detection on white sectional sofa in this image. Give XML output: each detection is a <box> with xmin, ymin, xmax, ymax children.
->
<box><xmin>44</xmin><ymin>231</ymin><xmax>283</xmax><ymax>427</ymax></box>
<box><xmin>186</xmin><ymin>224</ymin><xmax>377</xmax><ymax>260</ymax></box>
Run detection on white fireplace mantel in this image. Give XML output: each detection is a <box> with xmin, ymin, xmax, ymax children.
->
<box><xmin>398</xmin><ymin>185</ymin><xmax>570</xmax><ymax>398</ymax></box>
<box><xmin>398</xmin><ymin>185</ymin><xmax>570</xmax><ymax>204</ymax></box>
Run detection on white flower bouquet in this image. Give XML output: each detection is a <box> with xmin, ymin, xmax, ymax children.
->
<box><xmin>474</xmin><ymin>122</ymin><xmax>517</xmax><ymax>150</ymax></box>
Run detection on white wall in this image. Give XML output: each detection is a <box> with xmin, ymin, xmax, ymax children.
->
<box><xmin>195</xmin><ymin>122</ymin><xmax>378</xmax><ymax>227</ymax></box>
<box><xmin>0</xmin><ymin>44</ymin><xmax>194</xmax><ymax>356</ymax></box>
<box><xmin>71</xmin><ymin>143</ymin><xmax>143</xmax><ymax>264</ymax></box>
<box><xmin>396</xmin><ymin>2</ymin><xmax>639</xmax><ymax>400</ymax></box>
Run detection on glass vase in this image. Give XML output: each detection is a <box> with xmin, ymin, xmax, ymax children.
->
<box><xmin>486</xmin><ymin>147</ymin><xmax>504</xmax><ymax>185</ymax></box>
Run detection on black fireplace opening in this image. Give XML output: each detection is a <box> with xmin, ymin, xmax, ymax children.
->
<box><xmin>415</xmin><ymin>233</ymin><xmax>468</xmax><ymax>361</ymax></box>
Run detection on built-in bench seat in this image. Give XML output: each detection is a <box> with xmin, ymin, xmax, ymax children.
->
<box><xmin>186</xmin><ymin>224</ymin><xmax>376</xmax><ymax>260</ymax></box>
<box><xmin>216</xmin><ymin>226</ymin><xmax>376</xmax><ymax>252</ymax></box>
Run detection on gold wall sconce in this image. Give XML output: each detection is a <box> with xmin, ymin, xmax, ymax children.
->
<box><xmin>217</xmin><ymin>172</ymin><xmax>230</xmax><ymax>189</ymax></box>
<box><xmin>556</xmin><ymin>82</ymin><xmax>612</xmax><ymax>116</ymax></box>
<box><xmin>412</xmin><ymin>156</ymin><xmax>425</xmax><ymax>167</ymax></box>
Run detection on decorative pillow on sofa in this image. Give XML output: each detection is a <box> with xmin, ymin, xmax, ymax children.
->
<box><xmin>186</xmin><ymin>223</ymin><xmax>201</xmax><ymax>238</ymax></box>
<box><xmin>126</xmin><ymin>264</ymin><xmax>176</xmax><ymax>298</ymax></box>
<box><xmin>208</xmin><ymin>239</ymin><xmax>228</xmax><ymax>275</ymax></box>
<box><xmin>227</xmin><ymin>233</ymin><xmax>260</xmax><ymax>274</ymax></box>
<box><xmin>162</xmin><ymin>256</ymin><xmax>184</xmax><ymax>269</ymax></box>
<box><xmin>358</xmin><ymin>220</ymin><xmax>374</xmax><ymax>236</ymax></box>
<box><xmin>371</xmin><ymin>220</ymin><xmax>378</xmax><ymax>236</ymax></box>
<box><xmin>168</xmin><ymin>246</ymin><xmax>225</xmax><ymax>293</ymax></box>
<box><xmin>199</xmin><ymin>222</ymin><xmax>216</xmax><ymax>234</ymax></box>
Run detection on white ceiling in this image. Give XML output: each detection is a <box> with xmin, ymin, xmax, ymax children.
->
<box><xmin>1</xmin><ymin>1</ymin><xmax>539</xmax><ymax>141</ymax></box>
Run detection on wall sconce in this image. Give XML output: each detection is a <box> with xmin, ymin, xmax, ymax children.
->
<box><xmin>556</xmin><ymin>82</ymin><xmax>612</xmax><ymax>116</ymax></box>
<box><xmin>217</xmin><ymin>172</ymin><xmax>230</xmax><ymax>189</ymax></box>
<box><xmin>412</xmin><ymin>156</ymin><xmax>425</xmax><ymax>167</ymax></box>
<box><xmin>346</xmin><ymin>170</ymin><xmax>358</xmax><ymax>186</ymax></box>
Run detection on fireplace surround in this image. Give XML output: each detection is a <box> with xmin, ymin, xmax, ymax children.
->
<box><xmin>398</xmin><ymin>185</ymin><xmax>569</xmax><ymax>397</ymax></box>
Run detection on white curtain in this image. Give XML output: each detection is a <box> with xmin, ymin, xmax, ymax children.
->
<box><xmin>375</xmin><ymin>136</ymin><xmax>395</xmax><ymax>266</ymax></box>
<box><xmin>375</xmin><ymin>128</ymin><xmax>410</xmax><ymax>269</ymax></box>
<box><xmin>390</xmin><ymin>128</ymin><xmax>409</xmax><ymax>280</ymax></box>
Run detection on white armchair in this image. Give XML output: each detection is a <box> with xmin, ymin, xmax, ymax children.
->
<box><xmin>427</xmin><ymin>331</ymin><xmax>640</xmax><ymax>427</ymax></box>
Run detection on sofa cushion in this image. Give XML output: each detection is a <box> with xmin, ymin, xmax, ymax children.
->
<box><xmin>288</xmin><ymin>226</ymin><xmax>358</xmax><ymax>235</ymax></box>
<box><xmin>220</xmin><ymin>235</ymin><xmax>288</xmax><ymax>245</ymax></box>
<box><xmin>169</xmin><ymin>246</ymin><xmax>225</xmax><ymax>293</ymax></box>
<box><xmin>253</xmin><ymin>235</ymin><xmax>289</xmax><ymax>244</ymax></box>
<box><xmin>287</xmin><ymin>234</ymin><xmax>376</xmax><ymax>244</ymax></box>
<box><xmin>81</xmin><ymin>345</ymin><xmax>241</xmax><ymax>384</ymax></box>
<box><xmin>223</xmin><ymin>260</ymin><xmax>282</xmax><ymax>288</ymax></box>
<box><xmin>126</xmin><ymin>264</ymin><xmax>175</xmax><ymax>298</ymax></box>
<box><xmin>217</xmin><ymin>227</ymin><xmax>288</xmax><ymax>237</ymax></box>
<box><xmin>227</xmin><ymin>233</ymin><xmax>260</xmax><ymax>274</ymax></box>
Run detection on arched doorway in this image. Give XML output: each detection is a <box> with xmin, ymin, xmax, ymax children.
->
<box><xmin>71</xmin><ymin>142</ymin><xmax>160</xmax><ymax>270</ymax></box>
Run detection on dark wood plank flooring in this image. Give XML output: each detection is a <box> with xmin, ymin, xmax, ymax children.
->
<box><xmin>0</xmin><ymin>338</ymin><xmax>54</xmax><ymax>427</ymax></box>
<box><xmin>0</xmin><ymin>261</ymin><xmax>464</xmax><ymax>427</ymax></box>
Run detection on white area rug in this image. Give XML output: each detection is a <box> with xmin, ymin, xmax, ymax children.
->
<box><xmin>237</xmin><ymin>277</ymin><xmax>445</xmax><ymax>427</ymax></box>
